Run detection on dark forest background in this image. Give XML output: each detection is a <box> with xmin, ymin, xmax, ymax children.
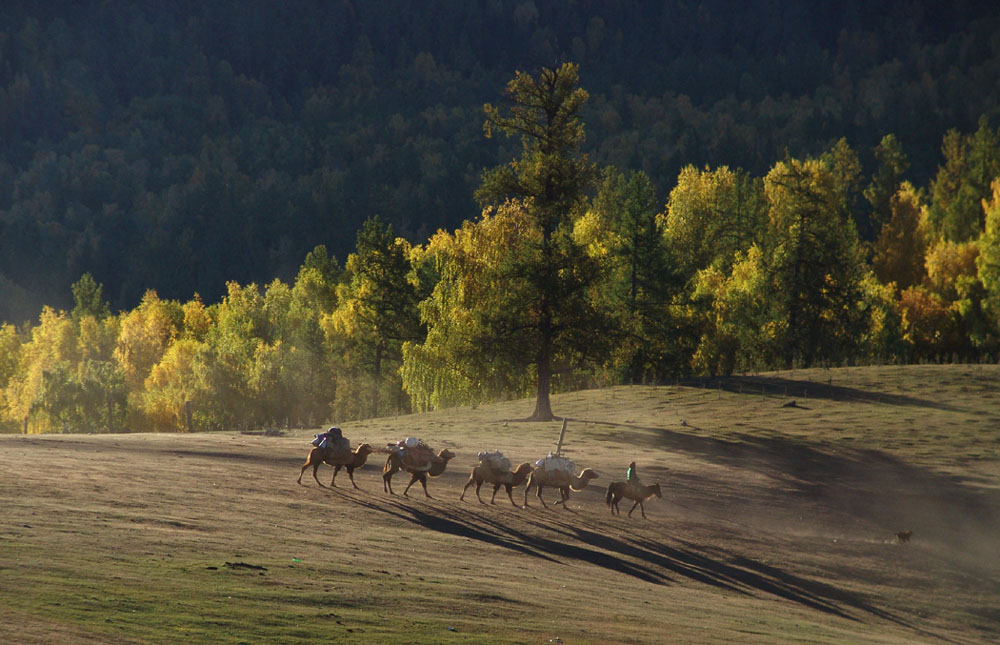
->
<box><xmin>1</xmin><ymin>0</ymin><xmax>999</xmax><ymax>324</ymax></box>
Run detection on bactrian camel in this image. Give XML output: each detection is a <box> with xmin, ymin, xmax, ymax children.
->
<box><xmin>523</xmin><ymin>467</ymin><xmax>599</xmax><ymax>509</ymax></box>
<box><xmin>460</xmin><ymin>462</ymin><xmax>534</xmax><ymax>507</ymax></box>
<box><xmin>297</xmin><ymin>443</ymin><xmax>375</xmax><ymax>489</ymax></box>
<box><xmin>382</xmin><ymin>448</ymin><xmax>456</xmax><ymax>498</ymax></box>
<box><xmin>605</xmin><ymin>481</ymin><xmax>662</xmax><ymax>518</ymax></box>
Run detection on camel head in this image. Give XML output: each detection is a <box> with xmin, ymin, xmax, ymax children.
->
<box><xmin>356</xmin><ymin>443</ymin><xmax>374</xmax><ymax>456</ymax></box>
<box><xmin>579</xmin><ymin>468</ymin><xmax>599</xmax><ymax>483</ymax></box>
<box><xmin>437</xmin><ymin>448</ymin><xmax>456</xmax><ymax>462</ymax></box>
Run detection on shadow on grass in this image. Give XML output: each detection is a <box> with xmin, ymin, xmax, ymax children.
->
<box><xmin>580</xmin><ymin>411</ymin><xmax>1000</xmax><ymax>557</ymax></box>
<box><xmin>652</xmin><ymin>426</ymin><xmax>996</xmax><ymax>544</ymax></box>
<box><xmin>332</xmin><ymin>487</ymin><xmax>921</xmax><ymax>627</ymax></box>
<box><xmin>351</xmin><ymin>493</ymin><xmax>674</xmax><ymax>584</ymax></box>
<box><xmin>675</xmin><ymin>374</ymin><xmax>961</xmax><ymax>411</ymax></box>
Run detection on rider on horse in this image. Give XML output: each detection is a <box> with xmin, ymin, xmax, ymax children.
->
<box><xmin>626</xmin><ymin>460</ymin><xmax>641</xmax><ymax>494</ymax></box>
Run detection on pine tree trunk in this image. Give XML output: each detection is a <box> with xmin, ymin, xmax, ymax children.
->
<box><xmin>530</xmin><ymin>352</ymin><xmax>555</xmax><ymax>421</ymax></box>
<box><xmin>372</xmin><ymin>344</ymin><xmax>382</xmax><ymax>419</ymax></box>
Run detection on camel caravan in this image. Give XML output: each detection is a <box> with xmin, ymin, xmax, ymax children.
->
<box><xmin>297</xmin><ymin>426</ymin><xmax>663</xmax><ymax>517</ymax></box>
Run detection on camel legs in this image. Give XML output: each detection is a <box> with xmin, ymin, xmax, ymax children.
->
<box><xmin>299</xmin><ymin>452</ymin><xmax>316</xmax><ymax>484</ymax></box>
<box><xmin>535</xmin><ymin>484</ymin><xmax>549</xmax><ymax>509</ymax></box>
<box><xmin>488</xmin><ymin>482</ymin><xmax>507</xmax><ymax>505</ymax></box>
<box><xmin>298</xmin><ymin>459</ymin><xmax>325</xmax><ymax>487</ymax></box>
<box><xmin>335</xmin><ymin>465</ymin><xmax>360</xmax><ymax>490</ymax></box>
<box><xmin>524</xmin><ymin>477</ymin><xmax>550</xmax><ymax>508</ymax></box>
<box><xmin>296</xmin><ymin>460</ymin><xmax>311</xmax><ymax>485</ymax></box>
<box><xmin>297</xmin><ymin>450</ymin><xmax>325</xmax><ymax>486</ymax></box>
<box><xmin>460</xmin><ymin>475</ymin><xmax>483</xmax><ymax>502</ymax></box>
<box><xmin>331</xmin><ymin>464</ymin><xmax>341</xmax><ymax>487</ymax></box>
<box><xmin>403</xmin><ymin>474</ymin><xmax>431</xmax><ymax>498</ymax></box>
<box><xmin>383</xmin><ymin>468</ymin><xmax>396</xmax><ymax>494</ymax></box>
<box><xmin>497</xmin><ymin>483</ymin><xmax>518</xmax><ymax>507</ymax></box>
<box><xmin>552</xmin><ymin>487</ymin><xmax>571</xmax><ymax>509</ymax></box>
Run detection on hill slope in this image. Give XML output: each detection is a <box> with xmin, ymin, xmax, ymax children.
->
<box><xmin>2</xmin><ymin>364</ymin><xmax>999</xmax><ymax>643</ymax></box>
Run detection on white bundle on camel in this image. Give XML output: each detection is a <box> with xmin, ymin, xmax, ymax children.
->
<box><xmin>388</xmin><ymin>437</ymin><xmax>435</xmax><ymax>471</ymax></box>
<box><xmin>535</xmin><ymin>452</ymin><xmax>576</xmax><ymax>476</ymax></box>
<box><xmin>477</xmin><ymin>450</ymin><xmax>511</xmax><ymax>474</ymax></box>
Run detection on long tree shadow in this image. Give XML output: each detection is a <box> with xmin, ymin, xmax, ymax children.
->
<box><xmin>678</xmin><ymin>374</ymin><xmax>962</xmax><ymax>411</ymax></box>
<box><xmin>350</xmin><ymin>494</ymin><xmax>674</xmax><ymax>585</ymax></box>
<box><xmin>537</xmin><ymin>514</ymin><xmax>892</xmax><ymax>624</ymax></box>
<box><xmin>581</xmin><ymin>420</ymin><xmax>1000</xmax><ymax>574</ymax></box>
<box><xmin>337</xmin><ymin>490</ymin><xmax>926</xmax><ymax>626</ymax></box>
<box><xmin>592</xmin><ymin>424</ymin><xmax>1000</xmax><ymax>567</ymax></box>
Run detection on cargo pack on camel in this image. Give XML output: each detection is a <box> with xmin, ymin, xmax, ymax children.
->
<box><xmin>524</xmin><ymin>453</ymin><xmax>599</xmax><ymax>509</ymax></box>
<box><xmin>383</xmin><ymin>437</ymin><xmax>456</xmax><ymax>498</ymax></box>
<box><xmin>297</xmin><ymin>427</ymin><xmax>375</xmax><ymax>489</ymax></box>
<box><xmin>460</xmin><ymin>450</ymin><xmax>534</xmax><ymax>507</ymax></box>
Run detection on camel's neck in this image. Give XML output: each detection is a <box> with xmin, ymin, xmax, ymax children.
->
<box><xmin>428</xmin><ymin>460</ymin><xmax>449</xmax><ymax>476</ymax></box>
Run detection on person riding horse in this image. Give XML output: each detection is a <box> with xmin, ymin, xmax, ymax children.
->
<box><xmin>626</xmin><ymin>460</ymin><xmax>641</xmax><ymax>495</ymax></box>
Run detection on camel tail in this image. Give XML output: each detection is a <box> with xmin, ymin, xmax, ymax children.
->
<box><xmin>605</xmin><ymin>484</ymin><xmax>613</xmax><ymax>506</ymax></box>
<box><xmin>382</xmin><ymin>454</ymin><xmax>394</xmax><ymax>474</ymax></box>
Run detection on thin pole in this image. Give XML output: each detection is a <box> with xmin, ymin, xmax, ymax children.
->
<box><xmin>555</xmin><ymin>419</ymin><xmax>568</xmax><ymax>455</ymax></box>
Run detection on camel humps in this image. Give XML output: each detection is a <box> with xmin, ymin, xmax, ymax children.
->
<box><xmin>460</xmin><ymin>461</ymin><xmax>534</xmax><ymax>507</ymax></box>
<box><xmin>382</xmin><ymin>446</ymin><xmax>456</xmax><ymax>498</ymax></box>
<box><xmin>297</xmin><ymin>442</ymin><xmax>376</xmax><ymax>489</ymax></box>
<box><xmin>523</xmin><ymin>456</ymin><xmax>599</xmax><ymax>509</ymax></box>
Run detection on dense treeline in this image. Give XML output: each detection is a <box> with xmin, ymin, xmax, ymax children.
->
<box><xmin>3</xmin><ymin>59</ymin><xmax>1000</xmax><ymax>433</ymax></box>
<box><xmin>1</xmin><ymin>1</ymin><xmax>999</xmax><ymax>323</ymax></box>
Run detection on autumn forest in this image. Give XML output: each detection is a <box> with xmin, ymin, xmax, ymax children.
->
<box><xmin>2</xmin><ymin>1</ymin><xmax>1000</xmax><ymax>432</ymax></box>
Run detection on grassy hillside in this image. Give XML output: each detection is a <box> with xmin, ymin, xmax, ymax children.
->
<box><xmin>2</xmin><ymin>364</ymin><xmax>999</xmax><ymax>643</ymax></box>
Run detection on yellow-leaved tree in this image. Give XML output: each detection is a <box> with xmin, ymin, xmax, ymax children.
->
<box><xmin>402</xmin><ymin>200</ymin><xmax>539</xmax><ymax>411</ymax></box>
<box><xmin>0</xmin><ymin>323</ymin><xmax>24</xmax><ymax>431</ymax></box>
<box><xmin>872</xmin><ymin>182</ymin><xmax>928</xmax><ymax>292</ymax></box>
<box><xmin>977</xmin><ymin>179</ymin><xmax>1000</xmax><ymax>346</ymax></box>
<box><xmin>324</xmin><ymin>216</ymin><xmax>422</xmax><ymax>420</ymax></box>
<box><xmin>142</xmin><ymin>338</ymin><xmax>206</xmax><ymax>432</ymax></box>
<box><xmin>114</xmin><ymin>290</ymin><xmax>181</xmax><ymax>390</ymax></box>
<box><xmin>4</xmin><ymin>307</ymin><xmax>80</xmax><ymax>432</ymax></box>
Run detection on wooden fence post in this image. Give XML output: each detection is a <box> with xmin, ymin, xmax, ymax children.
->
<box><xmin>555</xmin><ymin>419</ymin><xmax>568</xmax><ymax>456</ymax></box>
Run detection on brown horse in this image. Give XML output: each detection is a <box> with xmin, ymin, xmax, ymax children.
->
<box><xmin>297</xmin><ymin>443</ymin><xmax>375</xmax><ymax>489</ymax></box>
<box><xmin>606</xmin><ymin>481</ymin><xmax>662</xmax><ymax>518</ymax></box>
<box><xmin>460</xmin><ymin>462</ymin><xmax>534</xmax><ymax>507</ymax></box>
<box><xmin>382</xmin><ymin>448</ymin><xmax>456</xmax><ymax>498</ymax></box>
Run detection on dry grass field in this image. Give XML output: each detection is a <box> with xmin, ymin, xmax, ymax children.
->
<box><xmin>2</xmin><ymin>364</ymin><xmax>999</xmax><ymax>644</ymax></box>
